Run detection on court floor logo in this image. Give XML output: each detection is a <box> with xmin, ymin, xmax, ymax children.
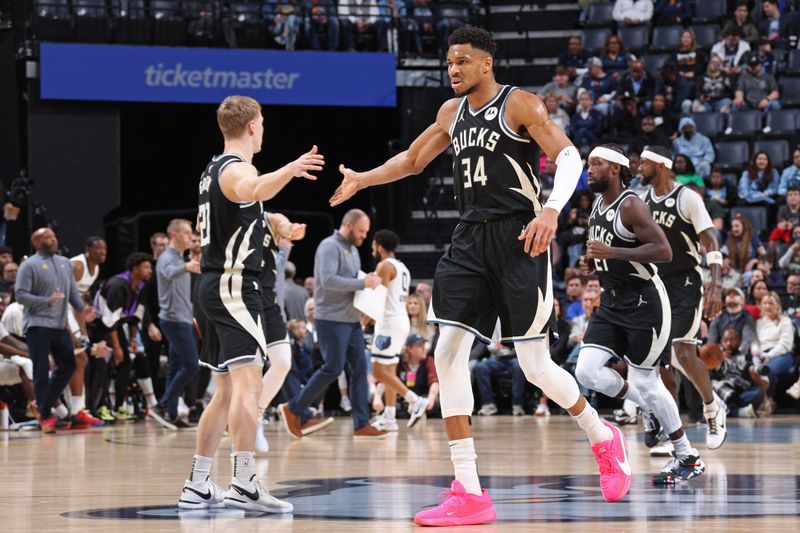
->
<box><xmin>62</xmin><ymin>474</ymin><xmax>800</xmax><ymax>523</ymax></box>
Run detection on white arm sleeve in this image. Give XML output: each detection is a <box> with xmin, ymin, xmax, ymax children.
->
<box><xmin>544</xmin><ymin>146</ymin><xmax>583</xmax><ymax>214</ymax></box>
<box><xmin>678</xmin><ymin>187</ymin><xmax>715</xmax><ymax>234</ymax></box>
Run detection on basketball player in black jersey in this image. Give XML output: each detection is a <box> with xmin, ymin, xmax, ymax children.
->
<box><xmin>639</xmin><ymin>146</ymin><xmax>727</xmax><ymax>450</ymax></box>
<box><xmin>576</xmin><ymin>144</ymin><xmax>706</xmax><ymax>485</ymax></box>
<box><xmin>178</xmin><ymin>95</ymin><xmax>324</xmax><ymax>513</ymax></box>
<box><xmin>330</xmin><ymin>27</ymin><xmax>628</xmax><ymax>525</ymax></box>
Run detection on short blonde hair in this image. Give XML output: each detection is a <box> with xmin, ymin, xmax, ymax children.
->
<box><xmin>216</xmin><ymin>95</ymin><xmax>261</xmax><ymax>138</ymax></box>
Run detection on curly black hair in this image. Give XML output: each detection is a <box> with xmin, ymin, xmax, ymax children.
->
<box><xmin>373</xmin><ymin>229</ymin><xmax>400</xmax><ymax>253</ymax></box>
<box><xmin>125</xmin><ymin>252</ymin><xmax>153</xmax><ymax>271</ymax></box>
<box><xmin>447</xmin><ymin>26</ymin><xmax>497</xmax><ymax>57</ymax></box>
<box><xmin>599</xmin><ymin>143</ymin><xmax>632</xmax><ymax>187</ymax></box>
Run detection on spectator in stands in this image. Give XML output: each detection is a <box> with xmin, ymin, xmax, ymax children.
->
<box><xmin>557</xmin><ymin>191</ymin><xmax>593</xmax><ymax>274</ymax></box>
<box><xmin>581</xmin><ymin>58</ymin><xmax>616</xmax><ymax>114</ymax></box>
<box><xmin>722</xmin><ymin>1</ymin><xmax>760</xmax><ymax>44</ymax></box>
<box><xmin>612</xmin><ymin>0</ymin><xmax>652</xmax><ymax>27</ymax></box>
<box><xmin>692</xmin><ymin>54</ymin><xmax>734</xmax><ymax>113</ymax></box>
<box><xmin>0</xmin><ymin>261</ymin><xmax>17</xmax><ymax>293</ymax></box>
<box><xmin>672</xmin><ymin>117</ymin><xmax>714</xmax><ymax>178</ymax></box>
<box><xmin>653</xmin><ymin>0</ymin><xmax>691</xmax><ymax>26</ymax></box>
<box><xmin>339</xmin><ymin>0</ymin><xmax>386</xmax><ymax>51</ymax></box>
<box><xmin>708</xmin><ymin>287</ymin><xmax>757</xmax><ymax>353</ymax></box>
<box><xmin>748</xmin><ymin>38</ymin><xmax>778</xmax><ymax>76</ymax></box>
<box><xmin>406</xmin><ymin>292</ymin><xmax>433</xmax><ymax>352</ymax></box>
<box><xmin>609</xmin><ymin>96</ymin><xmax>641</xmax><ymax>144</ymax></box>
<box><xmin>769</xmin><ymin>205</ymin><xmax>795</xmax><ymax>260</ymax></box>
<box><xmin>647</xmin><ymin>93</ymin><xmax>678</xmax><ymax>139</ymax></box>
<box><xmin>778</xmin><ymin>225</ymin><xmax>800</xmax><ymax>273</ymax></box>
<box><xmin>599</xmin><ymin>34</ymin><xmax>631</xmax><ymax>79</ymax></box>
<box><xmin>753</xmin><ymin>291</ymin><xmax>794</xmax><ymax>415</ymax></box>
<box><xmin>778</xmin><ymin>149</ymin><xmax>800</xmax><ymax>195</ymax></box>
<box><xmin>656</xmin><ymin>60</ymin><xmax>694</xmax><ymax>114</ymax></box>
<box><xmin>542</xmin><ymin>66</ymin><xmax>577</xmax><ymax>112</ymax></box>
<box><xmin>758</xmin><ymin>0</ymin><xmax>791</xmax><ymax>48</ymax></box>
<box><xmin>378</xmin><ymin>0</ymin><xmax>409</xmax><ymax>54</ymax></box>
<box><xmin>673</xmin><ymin>154</ymin><xmax>704</xmax><ymax>188</ymax></box>
<box><xmin>566</xmin><ymin>289</ymin><xmax>600</xmax><ymax>389</ymax></box>
<box><xmin>561</xmin><ymin>272</ymin><xmax>585</xmax><ymax>318</ymax></box>
<box><xmin>473</xmin><ymin>323</ymin><xmax>525</xmax><ymax>417</ymax></box>
<box><xmin>303</xmin><ymin>1</ymin><xmax>341</xmax><ymax>51</ymax></box>
<box><xmin>675</xmin><ymin>29</ymin><xmax>706</xmax><ymax>81</ymax></box>
<box><xmin>397</xmin><ymin>333</ymin><xmax>438</xmax><ymax>415</ymax></box>
<box><xmin>747</xmin><ymin>279</ymin><xmax>770</xmax><ymax>318</ymax></box>
<box><xmin>733</xmin><ymin>55</ymin><xmax>781</xmax><ymax>115</ymax></box>
<box><xmin>544</xmin><ymin>93</ymin><xmax>570</xmax><ymax>131</ymax></box>
<box><xmin>707</xmin><ymin>168</ymin><xmax>734</xmax><ymax>211</ymax></box>
<box><xmin>414</xmin><ymin>280</ymin><xmax>431</xmax><ymax>307</ymax></box>
<box><xmin>710</xmin><ymin>328</ymin><xmax>767</xmax><ymax>417</ymax></box>
<box><xmin>725</xmin><ymin>213</ymin><xmax>760</xmax><ymax>271</ymax></box>
<box><xmin>265</xmin><ymin>1</ymin><xmax>301</xmax><ymax>50</ymax></box>
<box><xmin>628</xmin><ymin>116</ymin><xmax>669</xmax><ymax>155</ymax></box>
<box><xmin>616</xmin><ymin>58</ymin><xmax>654</xmax><ymax>110</ymax></box>
<box><xmin>569</xmin><ymin>91</ymin><xmax>604</xmax><ymax>150</ymax></box>
<box><xmin>738</xmin><ymin>151</ymin><xmax>780</xmax><ymax>206</ymax></box>
<box><xmin>403</xmin><ymin>1</ymin><xmax>433</xmax><ymax>55</ymax></box>
<box><xmin>783</xmin><ymin>273</ymin><xmax>800</xmax><ymax>317</ymax></box>
<box><xmin>558</xmin><ymin>35</ymin><xmax>591</xmax><ymax>80</ymax></box>
<box><xmin>304</xmin><ymin>276</ymin><xmax>314</xmax><ymax>297</ymax></box>
<box><xmin>283</xmin><ymin>261</ymin><xmax>309</xmax><ymax>321</ymax></box>
<box><xmin>712</xmin><ymin>26</ymin><xmax>750</xmax><ymax>79</ymax></box>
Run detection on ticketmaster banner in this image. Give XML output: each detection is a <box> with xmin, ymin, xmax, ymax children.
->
<box><xmin>40</xmin><ymin>43</ymin><xmax>397</xmax><ymax>107</ymax></box>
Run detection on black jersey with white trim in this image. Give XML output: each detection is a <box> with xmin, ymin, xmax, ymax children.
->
<box><xmin>588</xmin><ymin>190</ymin><xmax>658</xmax><ymax>290</ymax></box>
<box><xmin>642</xmin><ymin>184</ymin><xmax>702</xmax><ymax>278</ymax></box>
<box><xmin>450</xmin><ymin>85</ymin><xmax>542</xmax><ymax>222</ymax></box>
<box><xmin>198</xmin><ymin>154</ymin><xmax>265</xmax><ymax>273</ymax></box>
<box><xmin>259</xmin><ymin>210</ymin><xmax>279</xmax><ymax>290</ymax></box>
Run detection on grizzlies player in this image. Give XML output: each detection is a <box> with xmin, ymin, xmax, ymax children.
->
<box><xmin>178</xmin><ymin>95</ymin><xmax>324</xmax><ymax>513</ymax></box>
<box><xmin>369</xmin><ymin>229</ymin><xmax>428</xmax><ymax>432</ymax></box>
<box><xmin>330</xmin><ymin>27</ymin><xmax>624</xmax><ymax>525</ymax></box>
<box><xmin>576</xmin><ymin>144</ymin><xmax>706</xmax><ymax>485</ymax></box>
<box><xmin>640</xmin><ymin>146</ymin><xmax>727</xmax><ymax>450</ymax></box>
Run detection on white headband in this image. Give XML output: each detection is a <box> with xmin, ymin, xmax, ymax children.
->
<box><xmin>588</xmin><ymin>147</ymin><xmax>630</xmax><ymax>168</ymax></box>
<box><xmin>641</xmin><ymin>149</ymin><xmax>674</xmax><ymax>169</ymax></box>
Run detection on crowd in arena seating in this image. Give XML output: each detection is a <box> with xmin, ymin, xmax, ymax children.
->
<box><xmin>26</xmin><ymin>0</ymin><xmax>479</xmax><ymax>56</ymax></box>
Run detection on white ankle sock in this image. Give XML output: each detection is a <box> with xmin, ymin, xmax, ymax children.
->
<box><xmin>233</xmin><ymin>452</ymin><xmax>256</xmax><ymax>484</ymax></box>
<box><xmin>190</xmin><ymin>455</ymin><xmax>213</xmax><ymax>482</ymax></box>
<box><xmin>449</xmin><ymin>438</ymin><xmax>481</xmax><ymax>495</ymax></box>
<box><xmin>671</xmin><ymin>434</ymin><xmax>693</xmax><ymax>458</ymax></box>
<box><xmin>703</xmin><ymin>400</ymin><xmax>719</xmax><ymax>417</ymax></box>
<box><xmin>404</xmin><ymin>390</ymin><xmax>420</xmax><ymax>406</ymax></box>
<box><xmin>573</xmin><ymin>403</ymin><xmax>613</xmax><ymax>445</ymax></box>
<box><xmin>70</xmin><ymin>393</ymin><xmax>85</xmax><ymax>416</ymax></box>
<box><xmin>384</xmin><ymin>406</ymin><xmax>396</xmax><ymax>420</ymax></box>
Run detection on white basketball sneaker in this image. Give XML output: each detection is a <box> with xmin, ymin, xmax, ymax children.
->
<box><xmin>407</xmin><ymin>396</ymin><xmax>429</xmax><ymax>428</ymax></box>
<box><xmin>705</xmin><ymin>392</ymin><xmax>727</xmax><ymax>450</ymax></box>
<box><xmin>255</xmin><ymin>419</ymin><xmax>269</xmax><ymax>454</ymax></box>
<box><xmin>178</xmin><ymin>478</ymin><xmax>226</xmax><ymax>509</ymax></box>
<box><xmin>372</xmin><ymin>415</ymin><xmax>399</xmax><ymax>432</ymax></box>
<box><xmin>223</xmin><ymin>475</ymin><xmax>293</xmax><ymax>513</ymax></box>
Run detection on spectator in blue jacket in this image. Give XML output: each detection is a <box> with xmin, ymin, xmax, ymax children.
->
<box><xmin>738</xmin><ymin>151</ymin><xmax>780</xmax><ymax>205</ymax></box>
<box><xmin>569</xmin><ymin>91</ymin><xmax>604</xmax><ymax>149</ymax></box>
<box><xmin>672</xmin><ymin>117</ymin><xmax>715</xmax><ymax>177</ymax></box>
<box><xmin>581</xmin><ymin>57</ymin><xmax>616</xmax><ymax>114</ymax></box>
<box><xmin>558</xmin><ymin>35</ymin><xmax>591</xmax><ymax>80</ymax></box>
<box><xmin>778</xmin><ymin>148</ymin><xmax>800</xmax><ymax>196</ymax></box>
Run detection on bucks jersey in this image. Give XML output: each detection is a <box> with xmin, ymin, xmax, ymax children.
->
<box><xmin>259</xmin><ymin>211</ymin><xmax>279</xmax><ymax>290</ymax></box>
<box><xmin>197</xmin><ymin>154</ymin><xmax>265</xmax><ymax>273</ymax></box>
<box><xmin>450</xmin><ymin>85</ymin><xmax>542</xmax><ymax>222</ymax></box>
<box><xmin>642</xmin><ymin>184</ymin><xmax>706</xmax><ymax>279</ymax></box>
<box><xmin>587</xmin><ymin>190</ymin><xmax>658</xmax><ymax>290</ymax></box>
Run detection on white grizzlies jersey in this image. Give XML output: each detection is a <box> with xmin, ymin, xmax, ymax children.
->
<box><xmin>382</xmin><ymin>258</ymin><xmax>410</xmax><ymax>319</ymax></box>
<box><xmin>70</xmin><ymin>253</ymin><xmax>98</xmax><ymax>293</ymax></box>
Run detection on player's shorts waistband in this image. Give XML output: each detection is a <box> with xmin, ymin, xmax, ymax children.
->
<box><xmin>460</xmin><ymin>211</ymin><xmax>534</xmax><ymax>224</ymax></box>
<box><xmin>202</xmin><ymin>268</ymin><xmax>261</xmax><ymax>277</ymax></box>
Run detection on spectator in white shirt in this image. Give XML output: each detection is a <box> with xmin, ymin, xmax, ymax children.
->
<box><xmin>613</xmin><ymin>0</ymin><xmax>653</xmax><ymax>26</ymax></box>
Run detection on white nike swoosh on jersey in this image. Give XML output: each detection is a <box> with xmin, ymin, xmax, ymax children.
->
<box><xmin>614</xmin><ymin>426</ymin><xmax>632</xmax><ymax>476</ymax></box>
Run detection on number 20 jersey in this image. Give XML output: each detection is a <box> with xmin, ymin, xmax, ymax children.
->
<box><xmin>450</xmin><ymin>85</ymin><xmax>543</xmax><ymax>222</ymax></box>
<box><xmin>197</xmin><ymin>153</ymin><xmax>265</xmax><ymax>273</ymax></box>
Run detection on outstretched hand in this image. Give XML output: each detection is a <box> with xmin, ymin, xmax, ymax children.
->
<box><xmin>289</xmin><ymin>145</ymin><xmax>325</xmax><ymax>180</ymax></box>
<box><xmin>330</xmin><ymin>164</ymin><xmax>361</xmax><ymax>206</ymax></box>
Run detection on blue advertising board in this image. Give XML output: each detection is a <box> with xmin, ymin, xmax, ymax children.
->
<box><xmin>40</xmin><ymin>43</ymin><xmax>397</xmax><ymax>107</ymax></box>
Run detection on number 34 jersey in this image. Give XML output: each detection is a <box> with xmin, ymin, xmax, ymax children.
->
<box><xmin>450</xmin><ymin>85</ymin><xmax>544</xmax><ymax>222</ymax></box>
<box><xmin>197</xmin><ymin>153</ymin><xmax>265</xmax><ymax>273</ymax></box>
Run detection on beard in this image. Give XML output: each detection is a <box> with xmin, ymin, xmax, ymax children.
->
<box><xmin>373</xmin><ymin>253</ymin><xmax>381</xmax><ymax>266</ymax></box>
<box><xmin>587</xmin><ymin>178</ymin><xmax>609</xmax><ymax>193</ymax></box>
<box><xmin>454</xmin><ymin>80</ymin><xmax>478</xmax><ymax>97</ymax></box>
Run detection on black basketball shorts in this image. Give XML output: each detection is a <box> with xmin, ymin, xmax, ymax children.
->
<box><xmin>428</xmin><ymin>213</ymin><xmax>556</xmax><ymax>344</ymax></box>
<box><xmin>582</xmin><ymin>277</ymin><xmax>672</xmax><ymax>369</ymax></box>
<box><xmin>663</xmin><ymin>269</ymin><xmax>704</xmax><ymax>345</ymax></box>
<box><xmin>261</xmin><ymin>288</ymin><xmax>290</xmax><ymax>347</ymax></box>
<box><xmin>195</xmin><ymin>272</ymin><xmax>267</xmax><ymax>373</ymax></box>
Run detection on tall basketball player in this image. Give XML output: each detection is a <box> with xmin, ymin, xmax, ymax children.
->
<box><xmin>639</xmin><ymin>146</ymin><xmax>727</xmax><ymax>450</ymax></box>
<box><xmin>330</xmin><ymin>27</ymin><xmax>628</xmax><ymax>525</ymax></box>
<box><xmin>177</xmin><ymin>95</ymin><xmax>324</xmax><ymax>512</ymax></box>
<box><xmin>369</xmin><ymin>229</ymin><xmax>428</xmax><ymax>432</ymax></box>
<box><xmin>576</xmin><ymin>144</ymin><xmax>706</xmax><ymax>485</ymax></box>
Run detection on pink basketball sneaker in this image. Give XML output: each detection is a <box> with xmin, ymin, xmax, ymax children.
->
<box><xmin>591</xmin><ymin>421</ymin><xmax>632</xmax><ymax>502</ymax></box>
<box><xmin>413</xmin><ymin>480</ymin><xmax>496</xmax><ymax>527</ymax></box>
